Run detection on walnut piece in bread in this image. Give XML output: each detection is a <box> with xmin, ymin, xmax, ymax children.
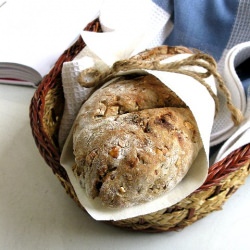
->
<box><xmin>73</xmin><ymin>74</ymin><xmax>202</xmax><ymax>208</ymax></box>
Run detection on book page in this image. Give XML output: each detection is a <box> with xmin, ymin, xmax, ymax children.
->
<box><xmin>0</xmin><ymin>0</ymin><xmax>102</xmax><ymax>77</ymax></box>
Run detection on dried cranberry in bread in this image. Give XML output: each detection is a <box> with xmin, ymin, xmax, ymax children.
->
<box><xmin>73</xmin><ymin>74</ymin><xmax>202</xmax><ymax>208</ymax></box>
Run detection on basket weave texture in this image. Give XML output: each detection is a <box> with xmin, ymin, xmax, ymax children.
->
<box><xmin>29</xmin><ymin>19</ymin><xmax>250</xmax><ymax>232</ymax></box>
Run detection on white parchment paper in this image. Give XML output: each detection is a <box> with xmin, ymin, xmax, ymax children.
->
<box><xmin>59</xmin><ymin>3</ymin><xmax>218</xmax><ymax>220</ymax></box>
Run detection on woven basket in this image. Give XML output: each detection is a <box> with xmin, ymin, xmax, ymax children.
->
<box><xmin>29</xmin><ymin>19</ymin><xmax>250</xmax><ymax>232</ymax></box>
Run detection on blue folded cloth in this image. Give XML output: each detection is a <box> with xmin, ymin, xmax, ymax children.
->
<box><xmin>153</xmin><ymin>0</ymin><xmax>250</xmax><ymax>69</ymax></box>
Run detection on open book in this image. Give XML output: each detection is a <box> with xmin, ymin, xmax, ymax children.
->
<box><xmin>0</xmin><ymin>0</ymin><xmax>101</xmax><ymax>87</ymax></box>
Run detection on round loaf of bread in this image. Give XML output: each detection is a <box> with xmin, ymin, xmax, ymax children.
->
<box><xmin>73</xmin><ymin>74</ymin><xmax>202</xmax><ymax>208</ymax></box>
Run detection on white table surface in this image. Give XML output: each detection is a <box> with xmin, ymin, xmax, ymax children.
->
<box><xmin>1</xmin><ymin>84</ymin><xmax>250</xmax><ymax>250</ymax></box>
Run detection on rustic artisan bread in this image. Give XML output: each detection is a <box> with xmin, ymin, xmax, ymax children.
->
<box><xmin>72</xmin><ymin>73</ymin><xmax>203</xmax><ymax>208</ymax></box>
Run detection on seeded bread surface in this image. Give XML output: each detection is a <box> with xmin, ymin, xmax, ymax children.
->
<box><xmin>73</xmin><ymin>74</ymin><xmax>202</xmax><ymax>208</ymax></box>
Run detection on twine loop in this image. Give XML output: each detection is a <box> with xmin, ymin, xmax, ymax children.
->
<box><xmin>78</xmin><ymin>45</ymin><xmax>244</xmax><ymax>126</ymax></box>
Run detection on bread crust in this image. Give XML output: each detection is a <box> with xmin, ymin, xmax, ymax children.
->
<box><xmin>73</xmin><ymin>74</ymin><xmax>202</xmax><ymax>208</ymax></box>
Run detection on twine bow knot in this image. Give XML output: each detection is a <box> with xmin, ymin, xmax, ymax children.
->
<box><xmin>78</xmin><ymin>45</ymin><xmax>244</xmax><ymax>126</ymax></box>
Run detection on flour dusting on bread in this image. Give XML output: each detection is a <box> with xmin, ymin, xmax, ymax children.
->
<box><xmin>73</xmin><ymin>74</ymin><xmax>202</xmax><ymax>208</ymax></box>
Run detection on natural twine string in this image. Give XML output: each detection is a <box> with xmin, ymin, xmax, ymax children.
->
<box><xmin>78</xmin><ymin>46</ymin><xmax>244</xmax><ymax>126</ymax></box>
